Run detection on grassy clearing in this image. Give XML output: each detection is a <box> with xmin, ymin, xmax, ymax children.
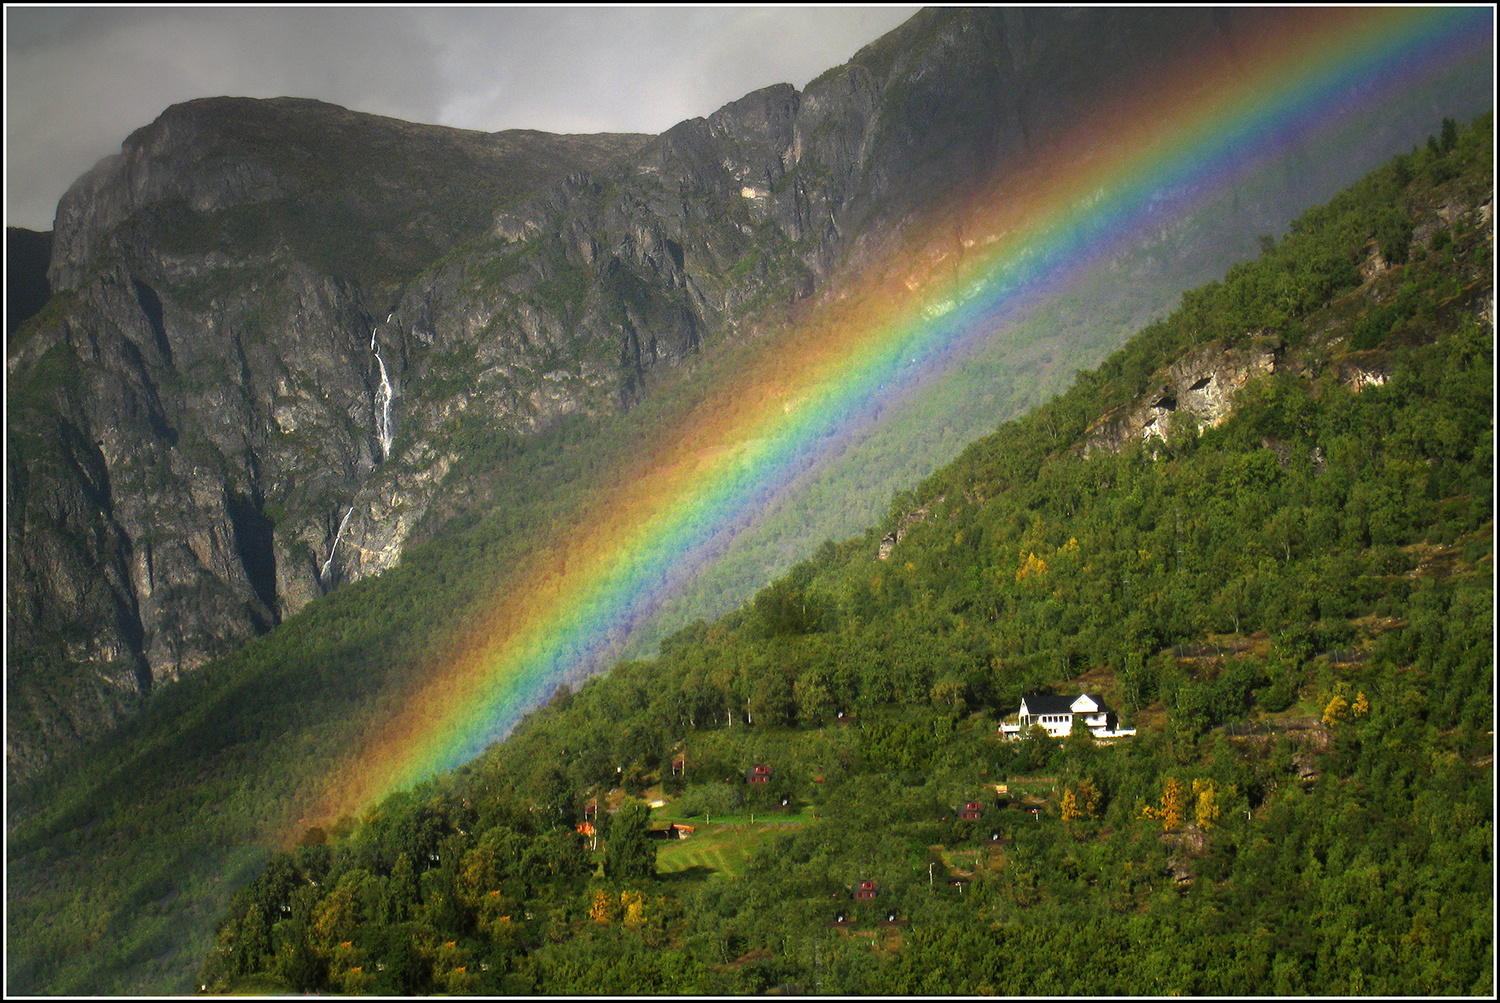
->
<box><xmin>652</xmin><ymin>809</ymin><xmax>810</xmax><ymax>880</ymax></box>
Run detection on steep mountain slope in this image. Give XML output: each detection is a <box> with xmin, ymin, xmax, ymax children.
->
<box><xmin>7</xmin><ymin>100</ymin><xmax>649</xmax><ymax>771</ymax></box>
<box><xmin>198</xmin><ymin>117</ymin><xmax>1494</xmax><ymax>995</ymax></box>
<box><xmin>11</xmin><ymin>8</ymin><xmax>1489</xmax><ymax>778</ymax></box>
<box><xmin>7</xmin><ymin>112</ymin><xmax>1490</xmax><ymax>999</ymax></box>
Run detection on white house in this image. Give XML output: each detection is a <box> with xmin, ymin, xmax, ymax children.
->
<box><xmin>999</xmin><ymin>693</ymin><xmax>1136</xmax><ymax>739</ymax></box>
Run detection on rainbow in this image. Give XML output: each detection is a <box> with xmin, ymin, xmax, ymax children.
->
<box><xmin>316</xmin><ymin>6</ymin><xmax>1492</xmax><ymax>820</ymax></box>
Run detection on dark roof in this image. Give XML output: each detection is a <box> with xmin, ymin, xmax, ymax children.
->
<box><xmin>1021</xmin><ymin>693</ymin><xmax>1077</xmax><ymax>715</ymax></box>
<box><xmin>1021</xmin><ymin>692</ymin><xmax>1112</xmax><ymax>715</ymax></box>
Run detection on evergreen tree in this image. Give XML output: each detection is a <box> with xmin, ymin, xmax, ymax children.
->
<box><xmin>603</xmin><ymin>801</ymin><xmax>656</xmax><ymax>881</ymax></box>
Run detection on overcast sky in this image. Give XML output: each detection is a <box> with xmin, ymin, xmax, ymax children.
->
<box><xmin>4</xmin><ymin>5</ymin><xmax>920</xmax><ymax>231</ymax></box>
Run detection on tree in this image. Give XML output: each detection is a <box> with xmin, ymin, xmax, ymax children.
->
<box><xmin>381</xmin><ymin>852</ymin><xmax>417</xmax><ymax>925</ymax></box>
<box><xmin>1141</xmin><ymin>777</ymin><xmax>1187</xmax><ymax>831</ymax></box>
<box><xmin>233</xmin><ymin>902</ymin><xmax>270</xmax><ymax>977</ymax></box>
<box><xmin>1011</xmin><ymin>724</ymin><xmax>1056</xmax><ymax>773</ymax></box>
<box><xmin>1439</xmin><ymin>117</ymin><xmax>1458</xmax><ymax>153</ymax></box>
<box><xmin>794</xmin><ymin>671</ymin><xmax>836</xmax><ymax>726</ymax></box>
<box><xmin>310</xmin><ymin>871</ymin><xmax>368</xmax><ymax>956</ymax></box>
<box><xmin>1075</xmin><ymin>778</ymin><xmax>1102</xmax><ymax>819</ymax></box>
<box><xmin>1191</xmin><ymin>779</ymin><xmax>1220</xmax><ymax>830</ymax></box>
<box><xmin>1063</xmin><ymin>715</ymin><xmax>1097</xmax><ymax>761</ymax></box>
<box><xmin>930</xmin><ymin>675</ymin><xmax>970</xmax><ymax>717</ymax></box>
<box><xmin>1060</xmin><ymin>786</ymin><xmax>1082</xmax><ymax>822</ymax></box>
<box><xmin>604</xmin><ymin>801</ymin><xmax>656</xmax><ymax>880</ymax></box>
<box><xmin>620</xmin><ymin>889</ymin><xmax>647</xmax><ymax>927</ymax></box>
<box><xmin>590</xmin><ymin>888</ymin><xmax>617</xmax><ymax>924</ymax></box>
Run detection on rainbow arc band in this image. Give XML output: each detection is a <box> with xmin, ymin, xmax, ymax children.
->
<box><xmin>308</xmin><ymin>7</ymin><xmax>1492</xmax><ymax>829</ymax></box>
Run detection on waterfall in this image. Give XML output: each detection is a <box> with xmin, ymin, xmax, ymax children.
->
<box><xmin>320</xmin><ymin>506</ymin><xmax>355</xmax><ymax>585</ymax></box>
<box><xmin>371</xmin><ymin>328</ymin><xmax>395</xmax><ymax>460</ymax></box>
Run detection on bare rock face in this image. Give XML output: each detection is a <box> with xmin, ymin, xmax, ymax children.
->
<box><xmin>8</xmin><ymin>99</ymin><xmax>654</xmax><ymax>773</ymax></box>
<box><xmin>1082</xmin><ymin>341</ymin><xmax>1282</xmax><ymax>454</ymax></box>
<box><xmin>877</xmin><ymin>504</ymin><xmax>936</xmax><ymax>560</ymax></box>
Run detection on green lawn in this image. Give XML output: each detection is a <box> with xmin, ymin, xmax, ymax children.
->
<box><xmin>651</xmin><ymin>808</ymin><xmax>810</xmax><ymax>880</ymax></box>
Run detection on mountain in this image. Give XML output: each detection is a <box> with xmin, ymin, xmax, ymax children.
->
<box><xmin>7</xmin><ymin>99</ymin><xmax>650</xmax><ymax>772</ymax></box>
<box><xmin>199</xmin><ymin>116</ymin><xmax>1494</xmax><ymax>995</ymax></box>
<box><xmin>10</xmin><ymin>9</ymin><xmax>1490</xmax><ymax>780</ymax></box>
<box><xmin>4</xmin><ymin>7</ymin><xmax>1492</xmax><ymax>996</ymax></box>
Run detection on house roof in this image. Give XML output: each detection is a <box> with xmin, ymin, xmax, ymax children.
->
<box><xmin>1021</xmin><ymin>692</ymin><xmax>1112</xmax><ymax>715</ymax></box>
<box><xmin>1021</xmin><ymin>693</ymin><xmax>1076</xmax><ymax>715</ymax></box>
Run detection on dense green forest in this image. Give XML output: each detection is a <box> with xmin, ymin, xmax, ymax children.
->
<box><xmin>197</xmin><ymin>118</ymin><xmax>1493</xmax><ymax>994</ymax></box>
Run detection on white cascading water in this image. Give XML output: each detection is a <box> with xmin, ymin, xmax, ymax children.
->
<box><xmin>371</xmin><ymin>328</ymin><xmax>395</xmax><ymax>460</ymax></box>
<box><xmin>320</xmin><ymin>506</ymin><xmax>355</xmax><ymax>585</ymax></box>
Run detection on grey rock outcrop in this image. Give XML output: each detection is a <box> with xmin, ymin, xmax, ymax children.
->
<box><xmin>1082</xmin><ymin>341</ymin><xmax>1283</xmax><ymax>454</ymax></box>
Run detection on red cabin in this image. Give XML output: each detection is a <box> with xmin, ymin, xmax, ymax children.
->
<box><xmin>749</xmin><ymin>764</ymin><xmax>771</xmax><ymax>784</ymax></box>
<box><xmin>854</xmin><ymin>880</ymin><xmax>878</xmax><ymax>900</ymax></box>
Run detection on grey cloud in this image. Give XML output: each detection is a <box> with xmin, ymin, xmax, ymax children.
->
<box><xmin>6</xmin><ymin>7</ymin><xmax>918</xmax><ymax>230</ymax></box>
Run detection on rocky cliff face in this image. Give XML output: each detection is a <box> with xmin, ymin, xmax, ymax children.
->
<box><xmin>7</xmin><ymin>7</ymin><xmax>1486</xmax><ymax>775</ymax></box>
<box><xmin>1082</xmin><ymin>341</ymin><xmax>1285</xmax><ymax>455</ymax></box>
<box><xmin>6</xmin><ymin>98</ymin><xmax>653</xmax><ymax>771</ymax></box>
<box><xmin>1079</xmin><ymin>177</ymin><xmax>1495</xmax><ymax>462</ymax></box>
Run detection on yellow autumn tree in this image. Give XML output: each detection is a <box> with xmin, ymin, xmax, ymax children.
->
<box><xmin>589</xmin><ymin>888</ymin><xmax>617</xmax><ymax>924</ymax></box>
<box><xmin>1322</xmin><ymin>694</ymin><xmax>1351</xmax><ymax>726</ymax></box>
<box><xmin>475</xmin><ymin>890</ymin><xmax>517</xmax><ymax>943</ymax></box>
<box><xmin>1016</xmin><ymin>551</ymin><xmax>1049</xmax><ymax>582</ymax></box>
<box><xmin>1352</xmin><ymin>691</ymin><xmax>1370</xmax><ymax>717</ymax></box>
<box><xmin>1159</xmin><ymin>777</ymin><xmax>1187</xmax><ymax>830</ymax></box>
<box><xmin>1192</xmin><ymin>779</ymin><xmax>1219</xmax><ymax>830</ymax></box>
<box><xmin>310</xmin><ymin>874</ymin><xmax>364</xmax><ymax>956</ymax></box>
<box><xmin>1060</xmin><ymin>787</ymin><xmax>1081</xmax><ymax>822</ymax></box>
<box><xmin>620</xmin><ymin>889</ymin><xmax>647</xmax><ymax>927</ymax></box>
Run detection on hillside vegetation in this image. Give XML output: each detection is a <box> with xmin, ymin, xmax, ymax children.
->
<box><xmin>196</xmin><ymin>118</ymin><xmax>1493</xmax><ymax>994</ymax></box>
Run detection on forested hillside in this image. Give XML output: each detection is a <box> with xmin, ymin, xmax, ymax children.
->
<box><xmin>198</xmin><ymin>118</ymin><xmax>1493</xmax><ymax>995</ymax></box>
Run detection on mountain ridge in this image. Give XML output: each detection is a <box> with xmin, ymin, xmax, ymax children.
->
<box><xmin>3</xmin><ymin>8</ymin><xmax>1492</xmax><ymax>994</ymax></box>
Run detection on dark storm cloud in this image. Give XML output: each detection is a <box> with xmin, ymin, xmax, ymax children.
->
<box><xmin>5</xmin><ymin>6</ymin><xmax>918</xmax><ymax>231</ymax></box>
